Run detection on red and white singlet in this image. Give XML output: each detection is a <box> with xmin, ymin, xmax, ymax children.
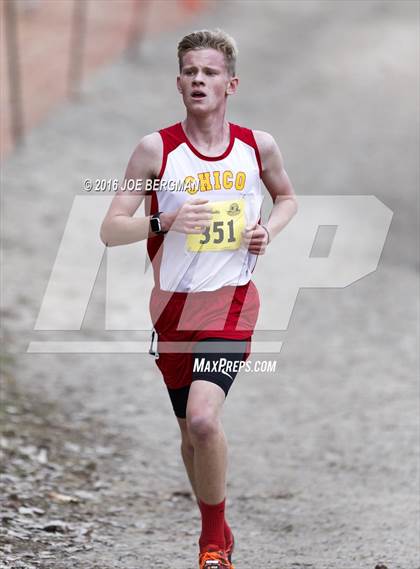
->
<box><xmin>147</xmin><ymin>122</ymin><xmax>264</xmax><ymax>293</ymax></box>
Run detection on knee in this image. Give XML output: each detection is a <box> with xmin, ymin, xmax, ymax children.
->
<box><xmin>187</xmin><ymin>412</ymin><xmax>219</xmax><ymax>445</ymax></box>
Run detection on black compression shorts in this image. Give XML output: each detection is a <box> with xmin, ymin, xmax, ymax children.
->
<box><xmin>167</xmin><ymin>337</ymin><xmax>251</xmax><ymax>419</ymax></box>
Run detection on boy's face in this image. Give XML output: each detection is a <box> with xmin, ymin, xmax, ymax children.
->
<box><xmin>177</xmin><ymin>48</ymin><xmax>238</xmax><ymax>114</ymax></box>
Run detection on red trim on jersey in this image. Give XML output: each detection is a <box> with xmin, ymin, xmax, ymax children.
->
<box><xmin>157</xmin><ymin>123</ymin><xmax>186</xmax><ymax>178</ymax></box>
<box><xmin>146</xmin><ymin>191</ymin><xmax>164</xmax><ymax>289</ymax></box>
<box><xmin>230</xmin><ymin>123</ymin><xmax>263</xmax><ymax>177</ymax></box>
<box><xmin>157</xmin><ymin>122</ymin><xmax>262</xmax><ymax>176</ymax></box>
<box><xmin>228</xmin><ymin>124</ymin><xmax>264</xmax><ymax>271</ymax></box>
<box><xmin>148</xmin><ymin>123</ymin><xmax>187</xmax><ymax>287</ymax></box>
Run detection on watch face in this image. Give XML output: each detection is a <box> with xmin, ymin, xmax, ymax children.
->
<box><xmin>151</xmin><ymin>216</ymin><xmax>161</xmax><ymax>233</ymax></box>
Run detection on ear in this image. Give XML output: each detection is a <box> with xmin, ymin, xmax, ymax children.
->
<box><xmin>226</xmin><ymin>76</ymin><xmax>239</xmax><ymax>96</ymax></box>
<box><xmin>176</xmin><ymin>76</ymin><xmax>183</xmax><ymax>94</ymax></box>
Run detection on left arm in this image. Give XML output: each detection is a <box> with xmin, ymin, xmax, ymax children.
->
<box><xmin>243</xmin><ymin>130</ymin><xmax>297</xmax><ymax>254</ymax></box>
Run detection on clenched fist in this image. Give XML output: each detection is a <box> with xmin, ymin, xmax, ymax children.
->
<box><xmin>168</xmin><ymin>198</ymin><xmax>214</xmax><ymax>234</ymax></box>
<box><xmin>242</xmin><ymin>223</ymin><xmax>269</xmax><ymax>255</ymax></box>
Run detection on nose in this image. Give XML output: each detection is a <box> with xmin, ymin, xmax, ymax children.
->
<box><xmin>192</xmin><ymin>71</ymin><xmax>205</xmax><ymax>85</ymax></box>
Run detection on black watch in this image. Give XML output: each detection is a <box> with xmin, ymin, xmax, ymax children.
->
<box><xmin>150</xmin><ymin>212</ymin><xmax>167</xmax><ymax>234</ymax></box>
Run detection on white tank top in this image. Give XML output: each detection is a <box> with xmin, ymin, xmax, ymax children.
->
<box><xmin>146</xmin><ymin>122</ymin><xmax>264</xmax><ymax>292</ymax></box>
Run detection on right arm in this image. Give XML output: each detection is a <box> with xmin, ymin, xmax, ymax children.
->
<box><xmin>99</xmin><ymin>133</ymin><xmax>162</xmax><ymax>247</ymax></box>
<box><xmin>100</xmin><ymin>133</ymin><xmax>214</xmax><ymax>247</ymax></box>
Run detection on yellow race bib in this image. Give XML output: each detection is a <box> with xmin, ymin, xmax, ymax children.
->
<box><xmin>187</xmin><ymin>198</ymin><xmax>246</xmax><ymax>252</ymax></box>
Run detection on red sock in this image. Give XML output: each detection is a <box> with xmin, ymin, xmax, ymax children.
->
<box><xmin>224</xmin><ymin>519</ymin><xmax>232</xmax><ymax>544</ymax></box>
<box><xmin>198</xmin><ymin>498</ymin><xmax>226</xmax><ymax>551</ymax></box>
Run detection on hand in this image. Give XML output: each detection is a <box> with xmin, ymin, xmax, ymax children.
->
<box><xmin>169</xmin><ymin>198</ymin><xmax>213</xmax><ymax>234</ymax></box>
<box><xmin>242</xmin><ymin>223</ymin><xmax>269</xmax><ymax>255</ymax></box>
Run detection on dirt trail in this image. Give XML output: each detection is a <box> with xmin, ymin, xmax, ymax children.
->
<box><xmin>1</xmin><ymin>1</ymin><xmax>419</xmax><ymax>568</ymax></box>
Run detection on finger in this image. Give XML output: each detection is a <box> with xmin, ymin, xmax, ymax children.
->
<box><xmin>244</xmin><ymin>222</ymin><xmax>258</xmax><ymax>232</ymax></box>
<box><xmin>254</xmin><ymin>243</ymin><xmax>267</xmax><ymax>251</ymax></box>
<box><xmin>187</xmin><ymin>228</ymin><xmax>206</xmax><ymax>234</ymax></box>
<box><xmin>191</xmin><ymin>206</ymin><xmax>214</xmax><ymax>215</ymax></box>
<box><xmin>245</xmin><ymin>237</ymin><xmax>265</xmax><ymax>247</ymax></box>
<box><xmin>187</xmin><ymin>224</ymin><xmax>209</xmax><ymax>233</ymax></box>
<box><xmin>192</xmin><ymin>214</ymin><xmax>213</xmax><ymax>220</ymax></box>
<box><xmin>186</xmin><ymin>215</ymin><xmax>211</xmax><ymax>225</ymax></box>
<box><xmin>246</xmin><ymin>228</ymin><xmax>266</xmax><ymax>237</ymax></box>
<box><xmin>242</xmin><ymin>226</ymin><xmax>259</xmax><ymax>237</ymax></box>
<box><xmin>189</xmin><ymin>220</ymin><xmax>211</xmax><ymax>229</ymax></box>
<box><xmin>189</xmin><ymin>198</ymin><xmax>209</xmax><ymax>204</ymax></box>
<box><xmin>247</xmin><ymin>242</ymin><xmax>265</xmax><ymax>251</ymax></box>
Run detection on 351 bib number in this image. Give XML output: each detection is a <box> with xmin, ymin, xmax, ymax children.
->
<box><xmin>186</xmin><ymin>199</ymin><xmax>246</xmax><ymax>252</ymax></box>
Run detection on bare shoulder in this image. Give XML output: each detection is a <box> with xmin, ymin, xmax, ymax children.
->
<box><xmin>126</xmin><ymin>131</ymin><xmax>163</xmax><ymax>179</ymax></box>
<box><xmin>253</xmin><ymin>130</ymin><xmax>282</xmax><ymax>171</ymax></box>
<box><xmin>136</xmin><ymin>131</ymin><xmax>163</xmax><ymax>155</ymax></box>
<box><xmin>253</xmin><ymin>130</ymin><xmax>278</xmax><ymax>152</ymax></box>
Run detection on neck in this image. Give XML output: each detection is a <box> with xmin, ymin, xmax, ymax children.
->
<box><xmin>182</xmin><ymin>111</ymin><xmax>229</xmax><ymax>149</ymax></box>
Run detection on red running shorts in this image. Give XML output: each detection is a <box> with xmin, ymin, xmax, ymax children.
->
<box><xmin>149</xmin><ymin>280</ymin><xmax>260</xmax><ymax>390</ymax></box>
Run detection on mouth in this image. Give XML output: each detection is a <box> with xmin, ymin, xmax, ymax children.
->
<box><xmin>191</xmin><ymin>90</ymin><xmax>206</xmax><ymax>99</ymax></box>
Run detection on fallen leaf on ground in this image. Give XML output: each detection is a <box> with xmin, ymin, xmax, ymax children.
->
<box><xmin>48</xmin><ymin>491</ymin><xmax>80</xmax><ymax>504</ymax></box>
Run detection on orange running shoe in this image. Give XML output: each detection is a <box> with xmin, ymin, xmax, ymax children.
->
<box><xmin>199</xmin><ymin>545</ymin><xmax>235</xmax><ymax>569</ymax></box>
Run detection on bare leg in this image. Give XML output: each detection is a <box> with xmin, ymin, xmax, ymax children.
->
<box><xmin>177</xmin><ymin>417</ymin><xmax>198</xmax><ymax>498</ymax></box>
<box><xmin>186</xmin><ymin>380</ymin><xmax>227</xmax><ymax>504</ymax></box>
<box><xmin>176</xmin><ymin>385</ymin><xmax>233</xmax><ymax>552</ymax></box>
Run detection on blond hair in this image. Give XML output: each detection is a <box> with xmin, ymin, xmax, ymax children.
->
<box><xmin>177</xmin><ymin>29</ymin><xmax>238</xmax><ymax>76</ymax></box>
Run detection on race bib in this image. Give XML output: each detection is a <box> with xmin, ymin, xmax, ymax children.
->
<box><xmin>187</xmin><ymin>198</ymin><xmax>246</xmax><ymax>252</ymax></box>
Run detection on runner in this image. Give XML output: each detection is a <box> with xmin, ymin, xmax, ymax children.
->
<box><xmin>100</xmin><ymin>29</ymin><xmax>297</xmax><ymax>568</ymax></box>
